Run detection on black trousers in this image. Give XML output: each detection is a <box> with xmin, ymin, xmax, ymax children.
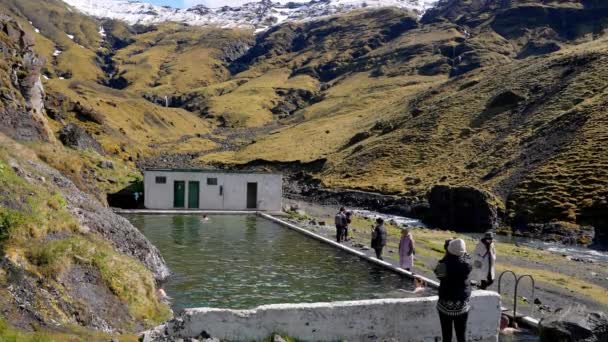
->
<box><xmin>336</xmin><ymin>226</ymin><xmax>344</xmax><ymax>242</ymax></box>
<box><xmin>438</xmin><ymin>311</ymin><xmax>468</xmax><ymax>342</ymax></box>
<box><xmin>479</xmin><ymin>279</ymin><xmax>494</xmax><ymax>290</ymax></box>
<box><xmin>374</xmin><ymin>247</ymin><xmax>383</xmax><ymax>260</ymax></box>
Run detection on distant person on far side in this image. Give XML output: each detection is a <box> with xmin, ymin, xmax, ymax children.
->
<box><xmin>342</xmin><ymin>211</ymin><xmax>353</xmax><ymax>241</ymax></box>
<box><xmin>398</xmin><ymin>227</ymin><xmax>415</xmax><ymax>271</ymax></box>
<box><xmin>473</xmin><ymin>231</ymin><xmax>496</xmax><ymax>290</ymax></box>
<box><xmin>370</xmin><ymin>217</ymin><xmax>387</xmax><ymax>260</ymax></box>
<box><xmin>334</xmin><ymin>207</ymin><xmax>347</xmax><ymax>243</ymax></box>
<box><xmin>434</xmin><ymin>238</ymin><xmax>472</xmax><ymax>342</ymax></box>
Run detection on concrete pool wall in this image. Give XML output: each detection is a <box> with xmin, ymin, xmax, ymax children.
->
<box><xmin>143</xmin><ymin>292</ymin><xmax>501</xmax><ymax>341</ymax></box>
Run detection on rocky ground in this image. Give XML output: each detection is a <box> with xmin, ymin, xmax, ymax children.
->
<box><xmin>282</xmin><ymin>199</ymin><xmax>608</xmax><ymax>321</ymax></box>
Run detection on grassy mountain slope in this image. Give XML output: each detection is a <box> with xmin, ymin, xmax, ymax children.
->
<box><xmin>192</xmin><ymin>2</ymin><xmax>608</xmax><ymax>235</ymax></box>
<box><xmin>0</xmin><ymin>0</ymin><xmax>222</xmax><ymax>198</ymax></box>
<box><xmin>7</xmin><ymin>0</ymin><xmax>600</xmax><ymax>234</ymax></box>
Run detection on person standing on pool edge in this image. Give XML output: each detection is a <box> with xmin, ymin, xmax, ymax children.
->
<box><xmin>434</xmin><ymin>238</ymin><xmax>472</xmax><ymax>342</ymax></box>
<box><xmin>334</xmin><ymin>207</ymin><xmax>347</xmax><ymax>243</ymax></box>
<box><xmin>398</xmin><ymin>227</ymin><xmax>415</xmax><ymax>271</ymax></box>
<box><xmin>371</xmin><ymin>218</ymin><xmax>387</xmax><ymax>260</ymax></box>
<box><xmin>473</xmin><ymin>231</ymin><xmax>496</xmax><ymax>290</ymax></box>
<box><xmin>342</xmin><ymin>211</ymin><xmax>353</xmax><ymax>241</ymax></box>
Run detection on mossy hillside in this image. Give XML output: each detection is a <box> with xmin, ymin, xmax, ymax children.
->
<box><xmin>42</xmin><ymin>77</ymin><xmax>214</xmax><ymax>166</ymax></box>
<box><xmin>0</xmin><ymin>317</ymin><xmax>139</xmax><ymax>342</ymax></box>
<box><xmin>0</xmin><ymin>0</ymin><xmax>104</xmax><ymax>81</ymax></box>
<box><xmin>29</xmin><ymin>143</ymin><xmax>141</xmax><ymax>202</ymax></box>
<box><xmin>206</xmin><ymin>31</ymin><xmax>608</xmax><ymax>230</ymax></box>
<box><xmin>112</xmin><ymin>23</ymin><xmax>253</xmax><ymax>94</ymax></box>
<box><xmin>206</xmin><ymin>69</ymin><xmax>319</xmax><ymax>127</ymax></box>
<box><xmin>0</xmin><ymin>140</ymin><xmax>170</xmax><ymax>332</ymax></box>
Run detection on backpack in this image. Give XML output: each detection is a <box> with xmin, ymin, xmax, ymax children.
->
<box><xmin>335</xmin><ymin>213</ymin><xmax>344</xmax><ymax>226</ymax></box>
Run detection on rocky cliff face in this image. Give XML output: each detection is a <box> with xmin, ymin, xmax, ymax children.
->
<box><xmin>0</xmin><ymin>14</ymin><xmax>170</xmax><ymax>335</ymax></box>
<box><xmin>0</xmin><ymin>15</ymin><xmax>53</xmax><ymax>142</ymax></box>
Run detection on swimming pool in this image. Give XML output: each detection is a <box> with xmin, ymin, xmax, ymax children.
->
<box><xmin>125</xmin><ymin>214</ymin><xmax>427</xmax><ymax>310</ymax></box>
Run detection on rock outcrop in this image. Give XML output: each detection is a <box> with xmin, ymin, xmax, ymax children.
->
<box><xmin>58</xmin><ymin>124</ymin><xmax>104</xmax><ymax>154</ymax></box>
<box><xmin>540</xmin><ymin>310</ymin><xmax>608</xmax><ymax>342</ymax></box>
<box><xmin>427</xmin><ymin>185</ymin><xmax>503</xmax><ymax>232</ymax></box>
<box><xmin>27</xmin><ymin>157</ymin><xmax>170</xmax><ymax>280</ymax></box>
<box><xmin>0</xmin><ymin>15</ymin><xmax>54</xmax><ymax>142</ymax></box>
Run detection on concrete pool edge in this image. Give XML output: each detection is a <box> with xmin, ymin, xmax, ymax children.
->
<box><xmin>258</xmin><ymin>213</ymin><xmax>541</xmax><ymax>331</ymax></box>
<box><xmin>142</xmin><ymin>292</ymin><xmax>501</xmax><ymax>341</ymax></box>
<box><xmin>258</xmin><ymin>212</ymin><xmax>441</xmax><ymax>289</ymax></box>
<box><xmin>113</xmin><ymin>209</ymin><xmax>286</xmax><ymax>215</ymax></box>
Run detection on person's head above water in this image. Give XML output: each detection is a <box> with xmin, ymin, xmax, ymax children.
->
<box><xmin>447</xmin><ymin>238</ymin><xmax>467</xmax><ymax>257</ymax></box>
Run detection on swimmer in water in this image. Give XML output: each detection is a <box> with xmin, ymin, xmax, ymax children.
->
<box><xmin>399</xmin><ymin>276</ymin><xmax>427</xmax><ymax>294</ymax></box>
<box><xmin>201</xmin><ymin>214</ymin><xmax>209</xmax><ymax>222</ymax></box>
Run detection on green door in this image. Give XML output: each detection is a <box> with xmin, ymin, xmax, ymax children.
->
<box><xmin>188</xmin><ymin>181</ymin><xmax>200</xmax><ymax>209</ymax></box>
<box><xmin>173</xmin><ymin>181</ymin><xmax>185</xmax><ymax>208</ymax></box>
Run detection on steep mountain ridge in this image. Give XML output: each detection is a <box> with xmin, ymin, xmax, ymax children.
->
<box><xmin>62</xmin><ymin>0</ymin><xmax>437</xmax><ymax>30</ymax></box>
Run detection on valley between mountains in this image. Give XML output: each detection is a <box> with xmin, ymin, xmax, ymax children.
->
<box><xmin>0</xmin><ymin>0</ymin><xmax>607</xmax><ymax>340</ymax></box>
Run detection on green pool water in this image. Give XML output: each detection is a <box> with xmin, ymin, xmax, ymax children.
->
<box><xmin>125</xmin><ymin>214</ymin><xmax>426</xmax><ymax>310</ymax></box>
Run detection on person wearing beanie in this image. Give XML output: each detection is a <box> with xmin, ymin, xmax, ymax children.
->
<box><xmin>473</xmin><ymin>231</ymin><xmax>497</xmax><ymax>290</ymax></box>
<box><xmin>434</xmin><ymin>238</ymin><xmax>472</xmax><ymax>342</ymax></box>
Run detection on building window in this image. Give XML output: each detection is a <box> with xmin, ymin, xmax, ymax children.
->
<box><xmin>155</xmin><ymin>176</ymin><xmax>167</xmax><ymax>184</ymax></box>
<box><xmin>207</xmin><ymin>178</ymin><xmax>218</xmax><ymax>186</ymax></box>
<box><xmin>219</xmin><ymin>185</ymin><xmax>223</xmax><ymax>196</ymax></box>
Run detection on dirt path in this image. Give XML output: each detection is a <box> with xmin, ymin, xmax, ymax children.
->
<box><xmin>284</xmin><ymin>199</ymin><xmax>608</xmax><ymax>320</ymax></box>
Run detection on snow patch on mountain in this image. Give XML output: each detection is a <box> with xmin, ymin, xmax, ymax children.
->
<box><xmin>61</xmin><ymin>0</ymin><xmax>437</xmax><ymax>30</ymax></box>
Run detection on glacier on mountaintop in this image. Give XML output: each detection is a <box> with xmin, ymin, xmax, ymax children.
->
<box><xmin>62</xmin><ymin>0</ymin><xmax>437</xmax><ymax>30</ymax></box>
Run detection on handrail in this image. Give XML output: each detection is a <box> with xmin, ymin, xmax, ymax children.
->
<box><xmin>514</xmin><ymin>274</ymin><xmax>535</xmax><ymax>323</ymax></box>
<box><xmin>498</xmin><ymin>270</ymin><xmax>536</xmax><ymax>326</ymax></box>
<box><xmin>498</xmin><ymin>270</ymin><xmax>516</xmax><ymax>295</ymax></box>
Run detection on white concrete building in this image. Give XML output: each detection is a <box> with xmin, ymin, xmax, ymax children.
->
<box><xmin>143</xmin><ymin>169</ymin><xmax>282</xmax><ymax>211</ymax></box>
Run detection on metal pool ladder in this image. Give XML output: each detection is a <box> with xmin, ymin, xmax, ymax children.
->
<box><xmin>498</xmin><ymin>270</ymin><xmax>536</xmax><ymax>323</ymax></box>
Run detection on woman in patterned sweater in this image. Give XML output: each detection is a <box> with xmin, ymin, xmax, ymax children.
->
<box><xmin>434</xmin><ymin>238</ymin><xmax>472</xmax><ymax>342</ymax></box>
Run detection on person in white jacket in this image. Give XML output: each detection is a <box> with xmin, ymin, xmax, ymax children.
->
<box><xmin>473</xmin><ymin>232</ymin><xmax>496</xmax><ymax>290</ymax></box>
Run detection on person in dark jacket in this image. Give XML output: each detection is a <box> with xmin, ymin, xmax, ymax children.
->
<box><xmin>370</xmin><ymin>218</ymin><xmax>387</xmax><ymax>260</ymax></box>
<box><xmin>334</xmin><ymin>207</ymin><xmax>347</xmax><ymax>243</ymax></box>
<box><xmin>434</xmin><ymin>238</ymin><xmax>472</xmax><ymax>342</ymax></box>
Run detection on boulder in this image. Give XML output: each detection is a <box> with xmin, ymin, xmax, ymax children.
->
<box><xmin>98</xmin><ymin>160</ymin><xmax>114</xmax><ymax>169</ymax></box>
<box><xmin>58</xmin><ymin>124</ymin><xmax>104</xmax><ymax>154</ymax></box>
<box><xmin>540</xmin><ymin>311</ymin><xmax>608</xmax><ymax>342</ymax></box>
<box><xmin>427</xmin><ymin>185</ymin><xmax>502</xmax><ymax>232</ymax></box>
